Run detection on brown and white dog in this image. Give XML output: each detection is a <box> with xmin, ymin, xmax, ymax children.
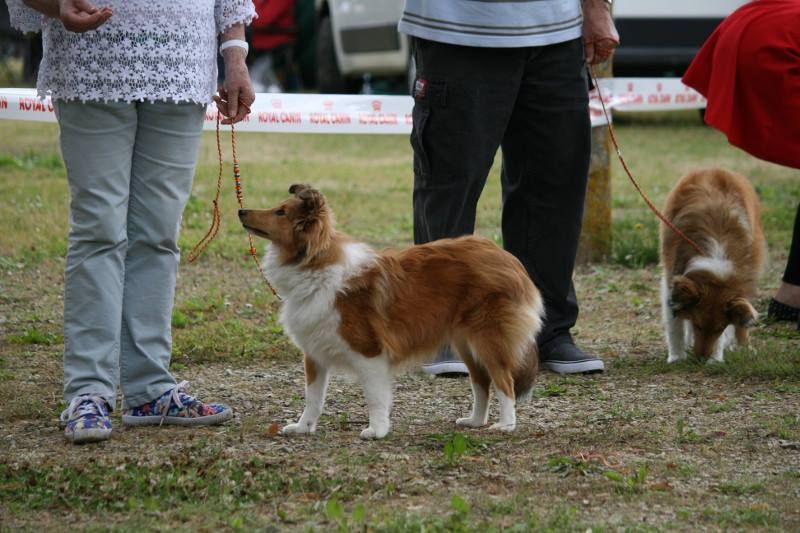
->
<box><xmin>660</xmin><ymin>168</ymin><xmax>765</xmax><ymax>363</ymax></box>
<box><xmin>239</xmin><ymin>184</ymin><xmax>544</xmax><ymax>439</ymax></box>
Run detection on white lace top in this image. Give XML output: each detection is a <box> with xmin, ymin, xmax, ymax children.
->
<box><xmin>6</xmin><ymin>0</ymin><xmax>256</xmax><ymax>103</ymax></box>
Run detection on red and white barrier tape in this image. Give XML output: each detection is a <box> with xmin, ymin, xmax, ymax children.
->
<box><xmin>0</xmin><ymin>78</ymin><xmax>705</xmax><ymax>134</ymax></box>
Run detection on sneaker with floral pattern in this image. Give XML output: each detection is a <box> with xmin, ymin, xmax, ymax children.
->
<box><xmin>121</xmin><ymin>381</ymin><xmax>232</xmax><ymax>426</ymax></box>
<box><xmin>60</xmin><ymin>394</ymin><xmax>113</xmax><ymax>444</ymax></box>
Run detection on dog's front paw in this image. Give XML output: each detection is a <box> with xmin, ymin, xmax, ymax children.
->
<box><xmin>488</xmin><ymin>422</ymin><xmax>516</xmax><ymax>432</ymax></box>
<box><xmin>666</xmin><ymin>351</ymin><xmax>684</xmax><ymax>364</ymax></box>
<box><xmin>456</xmin><ymin>416</ymin><xmax>486</xmax><ymax>428</ymax></box>
<box><xmin>281</xmin><ymin>421</ymin><xmax>315</xmax><ymax>435</ymax></box>
<box><xmin>360</xmin><ymin>425</ymin><xmax>389</xmax><ymax>440</ymax></box>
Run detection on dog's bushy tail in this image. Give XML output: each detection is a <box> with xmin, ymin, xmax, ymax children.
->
<box><xmin>514</xmin><ymin>341</ymin><xmax>539</xmax><ymax>400</ymax></box>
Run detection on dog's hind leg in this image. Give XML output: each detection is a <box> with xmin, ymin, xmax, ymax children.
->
<box><xmin>352</xmin><ymin>355</ymin><xmax>393</xmax><ymax>439</ymax></box>
<box><xmin>489</xmin><ymin>386</ymin><xmax>515</xmax><ymax>432</ymax></box>
<box><xmin>471</xmin><ymin>337</ymin><xmax>516</xmax><ymax>432</ymax></box>
<box><xmin>453</xmin><ymin>340</ymin><xmax>490</xmax><ymax>428</ymax></box>
<box><xmin>282</xmin><ymin>354</ymin><xmax>330</xmax><ymax>434</ymax></box>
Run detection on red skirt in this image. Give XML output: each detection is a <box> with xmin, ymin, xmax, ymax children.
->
<box><xmin>682</xmin><ymin>0</ymin><xmax>800</xmax><ymax>169</ymax></box>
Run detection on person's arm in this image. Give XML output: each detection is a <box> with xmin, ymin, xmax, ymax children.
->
<box><xmin>214</xmin><ymin>23</ymin><xmax>256</xmax><ymax>125</ymax></box>
<box><xmin>582</xmin><ymin>0</ymin><xmax>619</xmax><ymax>65</ymax></box>
<box><xmin>22</xmin><ymin>0</ymin><xmax>112</xmax><ymax>32</ymax></box>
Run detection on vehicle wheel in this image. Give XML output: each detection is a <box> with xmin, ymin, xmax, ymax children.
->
<box><xmin>316</xmin><ymin>15</ymin><xmax>348</xmax><ymax>93</ymax></box>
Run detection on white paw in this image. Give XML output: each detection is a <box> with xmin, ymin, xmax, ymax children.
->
<box><xmin>667</xmin><ymin>352</ymin><xmax>684</xmax><ymax>364</ymax></box>
<box><xmin>281</xmin><ymin>421</ymin><xmax>314</xmax><ymax>434</ymax></box>
<box><xmin>708</xmin><ymin>356</ymin><xmax>725</xmax><ymax>364</ymax></box>
<box><xmin>456</xmin><ymin>416</ymin><xmax>485</xmax><ymax>428</ymax></box>
<box><xmin>360</xmin><ymin>425</ymin><xmax>389</xmax><ymax>440</ymax></box>
<box><xmin>489</xmin><ymin>422</ymin><xmax>516</xmax><ymax>432</ymax></box>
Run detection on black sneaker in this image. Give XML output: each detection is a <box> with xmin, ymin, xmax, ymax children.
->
<box><xmin>767</xmin><ymin>298</ymin><xmax>800</xmax><ymax>322</ymax></box>
<box><xmin>540</xmin><ymin>341</ymin><xmax>604</xmax><ymax>374</ymax></box>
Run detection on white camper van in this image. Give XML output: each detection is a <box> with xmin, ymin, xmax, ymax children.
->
<box><xmin>314</xmin><ymin>0</ymin><xmax>410</xmax><ymax>93</ymax></box>
<box><xmin>613</xmin><ymin>0</ymin><xmax>748</xmax><ymax>76</ymax></box>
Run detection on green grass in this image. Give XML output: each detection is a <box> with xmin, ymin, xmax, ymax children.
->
<box><xmin>534</xmin><ymin>381</ymin><xmax>570</xmax><ymax>398</ymax></box>
<box><xmin>547</xmin><ymin>455</ymin><xmax>600</xmax><ymax>477</ymax></box>
<box><xmin>7</xmin><ymin>326</ymin><xmax>62</xmax><ymax>346</ymax></box>
<box><xmin>762</xmin><ymin>413</ymin><xmax>800</xmax><ymax>441</ymax></box>
<box><xmin>425</xmin><ymin>431</ymin><xmax>490</xmax><ymax>468</ymax></box>
<box><xmin>702</xmin><ymin>507</ymin><xmax>781</xmax><ymax>529</ymax></box>
<box><xmin>675</xmin><ymin>418</ymin><xmax>705</xmax><ymax>444</ymax></box>
<box><xmin>706</xmin><ymin>398</ymin><xmax>736</xmax><ymax>413</ymax></box>
<box><xmin>612</xmin><ymin>216</ymin><xmax>660</xmax><ymax>267</ymax></box>
<box><xmin>172</xmin><ymin>316</ymin><xmax>293</xmax><ymax>364</ymax></box>
<box><xmin>1</xmin><ymin>116</ymin><xmax>798</xmax><ymax>268</ymax></box>
<box><xmin>1</xmin><ymin>115</ymin><xmax>799</xmax><ymax>531</ymax></box>
<box><xmin>0</xmin><ymin>150</ymin><xmax>64</xmax><ymax>170</ymax></box>
<box><xmin>0</xmin><ymin>455</ymin><xmax>367</xmax><ymax>514</ymax></box>
<box><xmin>603</xmin><ymin>465</ymin><xmax>649</xmax><ymax>494</ymax></box>
<box><xmin>716</xmin><ymin>481</ymin><xmax>766</xmax><ymax>496</ymax></box>
<box><xmin>611</xmin><ymin>338</ymin><xmax>800</xmax><ymax>381</ymax></box>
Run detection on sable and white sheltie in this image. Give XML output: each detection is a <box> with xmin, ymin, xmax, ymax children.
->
<box><xmin>660</xmin><ymin>168</ymin><xmax>765</xmax><ymax>363</ymax></box>
<box><xmin>239</xmin><ymin>184</ymin><xmax>544</xmax><ymax>439</ymax></box>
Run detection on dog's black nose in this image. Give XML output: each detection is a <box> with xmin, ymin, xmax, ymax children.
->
<box><xmin>238</xmin><ymin>209</ymin><xmax>246</xmax><ymax>217</ymax></box>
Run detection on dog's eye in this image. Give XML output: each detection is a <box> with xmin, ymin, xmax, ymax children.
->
<box><xmin>275</xmin><ymin>208</ymin><xmax>285</xmax><ymax>216</ymax></box>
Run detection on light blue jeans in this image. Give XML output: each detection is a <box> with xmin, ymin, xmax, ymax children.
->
<box><xmin>55</xmin><ymin>100</ymin><xmax>205</xmax><ymax>410</ymax></box>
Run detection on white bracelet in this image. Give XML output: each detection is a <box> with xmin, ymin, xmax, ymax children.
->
<box><xmin>219</xmin><ymin>39</ymin><xmax>249</xmax><ymax>56</ymax></box>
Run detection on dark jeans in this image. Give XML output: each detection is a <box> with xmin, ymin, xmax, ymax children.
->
<box><xmin>410</xmin><ymin>37</ymin><xmax>591</xmax><ymax>348</ymax></box>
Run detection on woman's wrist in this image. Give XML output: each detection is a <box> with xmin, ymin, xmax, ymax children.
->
<box><xmin>219</xmin><ymin>23</ymin><xmax>248</xmax><ymax>62</ymax></box>
<box><xmin>219</xmin><ymin>39</ymin><xmax>249</xmax><ymax>57</ymax></box>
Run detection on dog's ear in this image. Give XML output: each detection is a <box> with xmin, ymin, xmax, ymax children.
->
<box><xmin>296</xmin><ymin>187</ymin><xmax>325</xmax><ymax>214</ymax></box>
<box><xmin>291</xmin><ymin>186</ymin><xmax>332</xmax><ymax>261</ymax></box>
<box><xmin>292</xmin><ymin>186</ymin><xmax>329</xmax><ymax>241</ymax></box>
<box><xmin>726</xmin><ymin>297</ymin><xmax>758</xmax><ymax>327</ymax></box>
<box><xmin>289</xmin><ymin>183</ymin><xmax>312</xmax><ymax>196</ymax></box>
<box><xmin>670</xmin><ymin>275</ymin><xmax>700</xmax><ymax>313</ymax></box>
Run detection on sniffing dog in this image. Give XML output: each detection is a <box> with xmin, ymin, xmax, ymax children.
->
<box><xmin>239</xmin><ymin>184</ymin><xmax>544</xmax><ymax>439</ymax></box>
<box><xmin>660</xmin><ymin>168</ymin><xmax>765</xmax><ymax>363</ymax></box>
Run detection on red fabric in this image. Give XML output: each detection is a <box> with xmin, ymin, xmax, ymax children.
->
<box><xmin>682</xmin><ymin>0</ymin><xmax>800</xmax><ymax>169</ymax></box>
<box><xmin>251</xmin><ymin>0</ymin><xmax>296</xmax><ymax>51</ymax></box>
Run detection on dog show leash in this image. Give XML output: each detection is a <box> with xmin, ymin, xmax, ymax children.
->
<box><xmin>187</xmin><ymin>111</ymin><xmax>281</xmax><ymax>300</ymax></box>
<box><xmin>589</xmin><ymin>65</ymin><xmax>706</xmax><ymax>257</ymax></box>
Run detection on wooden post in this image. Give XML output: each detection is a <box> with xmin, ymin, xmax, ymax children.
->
<box><xmin>577</xmin><ymin>54</ymin><xmax>613</xmax><ymax>264</ymax></box>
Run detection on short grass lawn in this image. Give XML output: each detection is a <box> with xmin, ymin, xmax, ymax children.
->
<box><xmin>1</xmin><ymin>110</ymin><xmax>799</xmax><ymax>531</ymax></box>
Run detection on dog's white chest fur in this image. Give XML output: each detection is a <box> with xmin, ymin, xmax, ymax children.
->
<box><xmin>264</xmin><ymin>242</ymin><xmax>375</xmax><ymax>368</ymax></box>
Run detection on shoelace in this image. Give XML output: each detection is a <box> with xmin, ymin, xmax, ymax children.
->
<box><xmin>60</xmin><ymin>394</ymin><xmax>110</xmax><ymax>424</ymax></box>
<box><xmin>159</xmin><ymin>380</ymin><xmax>191</xmax><ymax>425</ymax></box>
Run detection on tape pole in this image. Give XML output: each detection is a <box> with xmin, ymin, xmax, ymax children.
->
<box><xmin>0</xmin><ymin>79</ymin><xmax>705</xmax><ymax>133</ymax></box>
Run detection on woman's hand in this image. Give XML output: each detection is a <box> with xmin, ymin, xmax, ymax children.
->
<box><xmin>58</xmin><ymin>0</ymin><xmax>112</xmax><ymax>33</ymax></box>
<box><xmin>583</xmin><ymin>0</ymin><xmax>619</xmax><ymax>65</ymax></box>
<box><xmin>215</xmin><ymin>46</ymin><xmax>256</xmax><ymax>125</ymax></box>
